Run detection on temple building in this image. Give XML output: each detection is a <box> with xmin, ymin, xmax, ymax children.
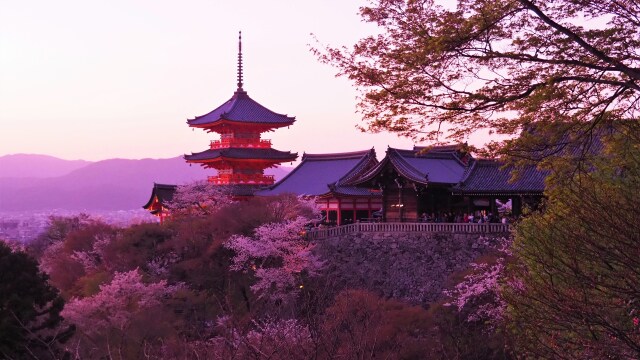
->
<box><xmin>257</xmin><ymin>149</ymin><xmax>382</xmax><ymax>225</ymax></box>
<box><xmin>144</xmin><ymin>34</ymin><xmax>547</xmax><ymax>223</ymax></box>
<box><xmin>342</xmin><ymin>145</ymin><xmax>545</xmax><ymax>222</ymax></box>
<box><xmin>184</xmin><ymin>32</ymin><xmax>297</xmax><ymax>196</ymax></box>
<box><xmin>142</xmin><ymin>183</ymin><xmax>177</xmax><ymax>224</ymax></box>
<box><xmin>453</xmin><ymin>159</ymin><xmax>547</xmax><ymax>217</ymax></box>
<box><xmin>346</xmin><ymin>145</ymin><xmax>470</xmax><ymax>222</ymax></box>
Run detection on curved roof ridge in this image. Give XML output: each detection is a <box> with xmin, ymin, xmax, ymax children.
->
<box><xmin>257</xmin><ymin>149</ymin><xmax>375</xmax><ymax>196</ymax></box>
<box><xmin>187</xmin><ymin>90</ymin><xmax>295</xmax><ymax>126</ymax></box>
<box><xmin>348</xmin><ymin>146</ymin><xmax>409</xmax><ymax>184</ymax></box>
<box><xmin>349</xmin><ymin>157</ymin><xmax>389</xmax><ymax>185</ymax></box>
<box><xmin>335</xmin><ymin>149</ymin><xmax>378</xmax><ymax>185</ymax></box>
<box><xmin>387</xmin><ymin>148</ymin><xmax>429</xmax><ymax>184</ymax></box>
<box><xmin>458</xmin><ymin>158</ymin><xmax>479</xmax><ymax>185</ymax></box>
<box><xmin>302</xmin><ymin>148</ymin><xmax>375</xmax><ymax>161</ymax></box>
<box><xmin>153</xmin><ymin>183</ymin><xmax>178</xmax><ymax>188</ymax></box>
<box><xmin>411</xmin><ymin>144</ymin><xmax>473</xmax><ymax>167</ymax></box>
<box><xmin>142</xmin><ymin>183</ymin><xmax>177</xmax><ymax>209</ymax></box>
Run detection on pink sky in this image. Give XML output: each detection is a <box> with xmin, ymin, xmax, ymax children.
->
<box><xmin>1</xmin><ymin>0</ymin><xmax>477</xmax><ymax>163</ymax></box>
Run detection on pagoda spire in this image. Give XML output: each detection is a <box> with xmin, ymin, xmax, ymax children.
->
<box><xmin>237</xmin><ymin>31</ymin><xmax>244</xmax><ymax>92</ymax></box>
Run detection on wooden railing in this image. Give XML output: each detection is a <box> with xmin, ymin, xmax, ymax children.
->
<box><xmin>210</xmin><ymin>139</ymin><xmax>271</xmax><ymax>149</ymax></box>
<box><xmin>306</xmin><ymin>222</ymin><xmax>511</xmax><ymax>240</ymax></box>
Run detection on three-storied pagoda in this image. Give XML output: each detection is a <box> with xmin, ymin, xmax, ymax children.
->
<box><xmin>184</xmin><ymin>32</ymin><xmax>297</xmax><ymax>195</ymax></box>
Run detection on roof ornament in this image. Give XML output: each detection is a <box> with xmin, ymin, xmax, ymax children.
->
<box><xmin>237</xmin><ymin>31</ymin><xmax>244</xmax><ymax>91</ymax></box>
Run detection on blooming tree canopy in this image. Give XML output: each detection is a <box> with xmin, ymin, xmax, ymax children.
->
<box><xmin>167</xmin><ymin>180</ymin><xmax>235</xmax><ymax>217</ymax></box>
<box><xmin>226</xmin><ymin>216</ymin><xmax>324</xmax><ymax>303</ymax></box>
<box><xmin>62</xmin><ymin>269</ymin><xmax>179</xmax><ymax>334</ymax></box>
<box><xmin>444</xmin><ymin>236</ymin><xmax>512</xmax><ymax>330</ymax></box>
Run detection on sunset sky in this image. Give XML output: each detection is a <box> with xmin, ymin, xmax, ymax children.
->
<box><xmin>1</xmin><ymin>0</ymin><xmax>473</xmax><ymax>163</ymax></box>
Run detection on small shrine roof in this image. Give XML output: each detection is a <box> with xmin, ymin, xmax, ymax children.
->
<box><xmin>454</xmin><ymin>159</ymin><xmax>547</xmax><ymax>195</ymax></box>
<box><xmin>185</xmin><ymin>148</ymin><xmax>297</xmax><ymax>162</ymax></box>
<box><xmin>142</xmin><ymin>183</ymin><xmax>177</xmax><ymax>210</ymax></box>
<box><xmin>187</xmin><ymin>90</ymin><xmax>295</xmax><ymax>128</ymax></box>
<box><xmin>257</xmin><ymin>149</ymin><xmax>378</xmax><ymax>196</ymax></box>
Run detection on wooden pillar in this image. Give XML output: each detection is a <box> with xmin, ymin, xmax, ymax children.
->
<box><xmin>382</xmin><ymin>187</ymin><xmax>387</xmax><ymax>222</ymax></box>
<box><xmin>352</xmin><ymin>198</ymin><xmax>356</xmax><ymax>223</ymax></box>
<box><xmin>337</xmin><ymin>198</ymin><xmax>342</xmax><ymax>225</ymax></box>
<box><xmin>398</xmin><ymin>185</ymin><xmax>404</xmax><ymax>222</ymax></box>
<box><xmin>490</xmin><ymin>196</ymin><xmax>497</xmax><ymax>218</ymax></box>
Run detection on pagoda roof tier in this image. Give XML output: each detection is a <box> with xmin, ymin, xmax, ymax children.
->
<box><xmin>352</xmin><ymin>146</ymin><xmax>469</xmax><ymax>186</ymax></box>
<box><xmin>187</xmin><ymin>90</ymin><xmax>295</xmax><ymax>131</ymax></box>
<box><xmin>257</xmin><ymin>149</ymin><xmax>378</xmax><ymax>197</ymax></box>
<box><xmin>184</xmin><ymin>147</ymin><xmax>297</xmax><ymax>163</ymax></box>
<box><xmin>453</xmin><ymin>159</ymin><xmax>547</xmax><ymax>196</ymax></box>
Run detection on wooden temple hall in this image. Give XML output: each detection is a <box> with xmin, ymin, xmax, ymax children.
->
<box><xmin>258</xmin><ymin>145</ymin><xmax>546</xmax><ymax>225</ymax></box>
<box><xmin>144</xmin><ymin>33</ymin><xmax>547</xmax><ymax>224</ymax></box>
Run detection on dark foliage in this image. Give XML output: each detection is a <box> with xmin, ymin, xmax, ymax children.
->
<box><xmin>0</xmin><ymin>242</ymin><xmax>74</xmax><ymax>359</ymax></box>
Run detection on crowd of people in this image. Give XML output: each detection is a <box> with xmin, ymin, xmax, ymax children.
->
<box><xmin>418</xmin><ymin>211</ymin><xmax>511</xmax><ymax>224</ymax></box>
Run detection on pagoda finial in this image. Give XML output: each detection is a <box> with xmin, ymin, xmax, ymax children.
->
<box><xmin>237</xmin><ymin>31</ymin><xmax>244</xmax><ymax>91</ymax></box>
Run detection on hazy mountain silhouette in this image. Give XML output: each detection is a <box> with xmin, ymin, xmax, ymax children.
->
<box><xmin>0</xmin><ymin>154</ymin><xmax>91</xmax><ymax>178</ymax></box>
<box><xmin>0</xmin><ymin>156</ymin><xmax>291</xmax><ymax>211</ymax></box>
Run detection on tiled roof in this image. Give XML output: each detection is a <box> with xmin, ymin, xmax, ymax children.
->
<box><xmin>185</xmin><ymin>148</ymin><xmax>297</xmax><ymax>162</ymax></box>
<box><xmin>142</xmin><ymin>183</ymin><xmax>177</xmax><ymax>209</ymax></box>
<box><xmin>353</xmin><ymin>147</ymin><xmax>468</xmax><ymax>185</ymax></box>
<box><xmin>508</xmin><ymin>121</ymin><xmax>617</xmax><ymax>162</ymax></box>
<box><xmin>454</xmin><ymin>159</ymin><xmax>547</xmax><ymax>195</ymax></box>
<box><xmin>329</xmin><ymin>185</ymin><xmax>382</xmax><ymax>197</ymax></box>
<box><xmin>187</xmin><ymin>90</ymin><xmax>295</xmax><ymax>127</ymax></box>
<box><xmin>257</xmin><ymin>149</ymin><xmax>378</xmax><ymax>196</ymax></box>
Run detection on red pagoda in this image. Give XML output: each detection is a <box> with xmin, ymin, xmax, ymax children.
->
<box><xmin>184</xmin><ymin>32</ymin><xmax>297</xmax><ymax>193</ymax></box>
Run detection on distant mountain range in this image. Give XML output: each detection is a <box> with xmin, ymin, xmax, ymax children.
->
<box><xmin>0</xmin><ymin>154</ymin><xmax>291</xmax><ymax>211</ymax></box>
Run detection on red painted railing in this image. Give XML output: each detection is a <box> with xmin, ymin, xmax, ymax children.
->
<box><xmin>210</xmin><ymin>138</ymin><xmax>272</xmax><ymax>149</ymax></box>
<box><xmin>207</xmin><ymin>174</ymin><xmax>275</xmax><ymax>185</ymax></box>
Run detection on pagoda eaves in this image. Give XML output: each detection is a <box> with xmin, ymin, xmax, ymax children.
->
<box><xmin>187</xmin><ymin>90</ymin><xmax>295</xmax><ymax>133</ymax></box>
<box><xmin>185</xmin><ymin>147</ymin><xmax>297</xmax><ymax>164</ymax></box>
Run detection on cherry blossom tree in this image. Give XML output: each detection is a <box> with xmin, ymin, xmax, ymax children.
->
<box><xmin>444</xmin><ymin>236</ymin><xmax>512</xmax><ymax>331</ymax></box>
<box><xmin>207</xmin><ymin>316</ymin><xmax>313</xmax><ymax>359</ymax></box>
<box><xmin>62</xmin><ymin>269</ymin><xmax>182</xmax><ymax>358</ymax></box>
<box><xmin>226</xmin><ymin>216</ymin><xmax>324</xmax><ymax>304</ymax></box>
<box><xmin>166</xmin><ymin>180</ymin><xmax>235</xmax><ymax>217</ymax></box>
<box><xmin>63</xmin><ymin>269</ymin><xmax>179</xmax><ymax>334</ymax></box>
